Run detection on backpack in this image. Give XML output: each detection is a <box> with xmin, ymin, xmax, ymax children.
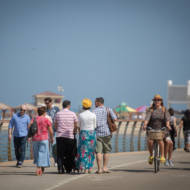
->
<box><xmin>28</xmin><ymin>117</ymin><xmax>38</xmax><ymax>138</ymax></box>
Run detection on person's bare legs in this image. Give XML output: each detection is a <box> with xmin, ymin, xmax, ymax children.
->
<box><xmin>148</xmin><ymin>139</ymin><xmax>154</xmax><ymax>156</ymax></box>
<box><xmin>158</xmin><ymin>140</ymin><xmax>164</xmax><ymax>157</ymax></box>
<box><xmin>96</xmin><ymin>153</ymin><xmax>102</xmax><ymax>173</ymax></box>
<box><xmin>103</xmin><ymin>153</ymin><xmax>109</xmax><ymax>172</ymax></box>
<box><xmin>168</xmin><ymin>141</ymin><xmax>173</xmax><ymax>160</ymax></box>
<box><xmin>164</xmin><ymin>141</ymin><xmax>169</xmax><ymax>159</ymax></box>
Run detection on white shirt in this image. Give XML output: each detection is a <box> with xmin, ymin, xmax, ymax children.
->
<box><xmin>79</xmin><ymin>110</ymin><xmax>96</xmax><ymax>131</ymax></box>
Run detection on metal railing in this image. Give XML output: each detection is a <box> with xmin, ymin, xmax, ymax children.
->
<box><xmin>0</xmin><ymin>120</ymin><xmax>184</xmax><ymax>162</ymax></box>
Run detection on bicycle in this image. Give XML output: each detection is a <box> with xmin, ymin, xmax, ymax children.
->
<box><xmin>147</xmin><ymin>127</ymin><xmax>166</xmax><ymax>173</ymax></box>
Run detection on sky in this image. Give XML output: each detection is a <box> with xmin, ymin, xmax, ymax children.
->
<box><xmin>0</xmin><ymin>0</ymin><xmax>190</xmax><ymax>111</ymax></box>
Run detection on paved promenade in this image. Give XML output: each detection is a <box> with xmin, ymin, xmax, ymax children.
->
<box><xmin>0</xmin><ymin>150</ymin><xmax>189</xmax><ymax>190</ymax></box>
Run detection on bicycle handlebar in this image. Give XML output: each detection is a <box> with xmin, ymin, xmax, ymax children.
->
<box><xmin>147</xmin><ymin>127</ymin><xmax>166</xmax><ymax>131</ymax></box>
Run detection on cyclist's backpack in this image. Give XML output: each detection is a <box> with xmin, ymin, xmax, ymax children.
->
<box><xmin>28</xmin><ymin>117</ymin><xmax>38</xmax><ymax>138</ymax></box>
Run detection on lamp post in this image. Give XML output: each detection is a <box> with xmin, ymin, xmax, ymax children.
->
<box><xmin>57</xmin><ymin>85</ymin><xmax>64</xmax><ymax>96</ymax></box>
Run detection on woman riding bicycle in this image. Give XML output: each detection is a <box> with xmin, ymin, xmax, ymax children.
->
<box><xmin>143</xmin><ymin>94</ymin><xmax>171</xmax><ymax>164</ymax></box>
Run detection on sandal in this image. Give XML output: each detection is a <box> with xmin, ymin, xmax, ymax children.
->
<box><xmin>36</xmin><ymin>168</ymin><xmax>42</xmax><ymax>176</ymax></box>
<box><xmin>103</xmin><ymin>170</ymin><xmax>111</xmax><ymax>173</ymax></box>
<box><xmin>95</xmin><ymin>170</ymin><xmax>102</xmax><ymax>174</ymax></box>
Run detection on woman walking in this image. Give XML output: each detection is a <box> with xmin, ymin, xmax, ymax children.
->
<box><xmin>77</xmin><ymin>98</ymin><xmax>96</xmax><ymax>174</ymax></box>
<box><xmin>168</xmin><ymin>108</ymin><xmax>177</xmax><ymax>150</ymax></box>
<box><xmin>29</xmin><ymin>106</ymin><xmax>54</xmax><ymax>176</ymax></box>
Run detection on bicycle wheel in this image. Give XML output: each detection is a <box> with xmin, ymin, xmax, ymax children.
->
<box><xmin>153</xmin><ymin>142</ymin><xmax>158</xmax><ymax>173</ymax></box>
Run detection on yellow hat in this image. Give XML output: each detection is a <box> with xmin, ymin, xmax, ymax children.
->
<box><xmin>153</xmin><ymin>94</ymin><xmax>163</xmax><ymax>100</ymax></box>
<box><xmin>82</xmin><ymin>98</ymin><xmax>92</xmax><ymax>109</ymax></box>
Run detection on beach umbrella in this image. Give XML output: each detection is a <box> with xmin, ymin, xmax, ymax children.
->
<box><xmin>0</xmin><ymin>102</ymin><xmax>12</xmax><ymax>110</ymax></box>
<box><xmin>126</xmin><ymin>106</ymin><xmax>137</xmax><ymax>112</ymax></box>
<box><xmin>115</xmin><ymin>102</ymin><xmax>128</xmax><ymax>113</ymax></box>
<box><xmin>115</xmin><ymin>105</ymin><xmax>136</xmax><ymax>113</ymax></box>
<box><xmin>136</xmin><ymin>106</ymin><xmax>147</xmax><ymax>112</ymax></box>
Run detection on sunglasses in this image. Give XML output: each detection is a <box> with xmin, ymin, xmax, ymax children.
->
<box><xmin>154</xmin><ymin>99</ymin><xmax>162</xmax><ymax>102</ymax></box>
<box><xmin>20</xmin><ymin>109</ymin><xmax>26</xmax><ymax>111</ymax></box>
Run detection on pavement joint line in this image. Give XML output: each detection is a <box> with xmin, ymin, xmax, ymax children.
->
<box><xmin>44</xmin><ymin>159</ymin><xmax>146</xmax><ymax>190</ymax></box>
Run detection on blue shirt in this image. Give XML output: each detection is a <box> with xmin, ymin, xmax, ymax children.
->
<box><xmin>9</xmin><ymin>113</ymin><xmax>30</xmax><ymax>137</ymax></box>
<box><xmin>47</xmin><ymin>106</ymin><xmax>59</xmax><ymax>123</ymax></box>
<box><xmin>93</xmin><ymin>106</ymin><xmax>117</xmax><ymax>137</ymax></box>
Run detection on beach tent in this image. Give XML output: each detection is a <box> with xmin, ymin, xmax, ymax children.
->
<box><xmin>136</xmin><ymin>106</ymin><xmax>147</xmax><ymax>112</ymax></box>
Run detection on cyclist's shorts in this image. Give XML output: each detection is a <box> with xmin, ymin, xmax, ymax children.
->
<box><xmin>165</xmin><ymin>136</ymin><xmax>172</xmax><ymax>142</ymax></box>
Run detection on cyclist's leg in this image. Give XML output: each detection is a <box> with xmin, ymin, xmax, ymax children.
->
<box><xmin>148</xmin><ymin>139</ymin><xmax>154</xmax><ymax>164</ymax></box>
<box><xmin>148</xmin><ymin>139</ymin><xmax>154</xmax><ymax>156</ymax></box>
<box><xmin>164</xmin><ymin>139</ymin><xmax>168</xmax><ymax>159</ymax></box>
<box><xmin>158</xmin><ymin>140</ymin><xmax>164</xmax><ymax>156</ymax></box>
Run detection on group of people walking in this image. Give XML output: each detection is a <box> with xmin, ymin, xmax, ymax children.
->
<box><xmin>8</xmin><ymin>97</ymin><xmax>117</xmax><ymax>175</ymax></box>
<box><xmin>7</xmin><ymin>95</ymin><xmax>190</xmax><ymax>175</ymax></box>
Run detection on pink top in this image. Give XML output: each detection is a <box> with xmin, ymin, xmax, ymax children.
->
<box><xmin>54</xmin><ymin>109</ymin><xmax>78</xmax><ymax>139</ymax></box>
<box><xmin>32</xmin><ymin>116</ymin><xmax>52</xmax><ymax>141</ymax></box>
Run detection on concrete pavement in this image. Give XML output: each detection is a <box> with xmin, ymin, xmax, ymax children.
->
<box><xmin>0</xmin><ymin>150</ymin><xmax>189</xmax><ymax>190</ymax></box>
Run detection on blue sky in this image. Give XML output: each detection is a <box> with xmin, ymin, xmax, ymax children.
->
<box><xmin>0</xmin><ymin>0</ymin><xmax>190</xmax><ymax>111</ymax></box>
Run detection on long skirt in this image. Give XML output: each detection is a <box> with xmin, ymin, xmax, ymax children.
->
<box><xmin>32</xmin><ymin>140</ymin><xmax>50</xmax><ymax>167</ymax></box>
<box><xmin>76</xmin><ymin>130</ymin><xmax>96</xmax><ymax>170</ymax></box>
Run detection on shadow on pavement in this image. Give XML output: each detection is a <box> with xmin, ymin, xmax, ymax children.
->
<box><xmin>176</xmin><ymin>161</ymin><xmax>190</xmax><ymax>165</ymax></box>
<box><xmin>162</xmin><ymin>167</ymin><xmax>190</xmax><ymax>171</ymax></box>
<box><xmin>0</xmin><ymin>172</ymin><xmax>35</xmax><ymax>176</ymax></box>
<box><xmin>111</xmin><ymin>169</ymin><xmax>153</xmax><ymax>173</ymax></box>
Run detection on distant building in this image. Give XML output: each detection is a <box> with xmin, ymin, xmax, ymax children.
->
<box><xmin>167</xmin><ymin>80</ymin><xmax>190</xmax><ymax>109</ymax></box>
<box><xmin>33</xmin><ymin>91</ymin><xmax>64</xmax><ymax>109</ymax></box>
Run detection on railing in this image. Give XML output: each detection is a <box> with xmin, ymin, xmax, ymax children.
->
<box><xmin>0</xmin><ymin>120</ymin><xmax>184</xmax><ymax>162</ymax></box>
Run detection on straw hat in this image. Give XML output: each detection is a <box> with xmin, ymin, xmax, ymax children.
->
<box><xmin>153</xmin><ymin>94</ymin><xmax>163</xmax><ymax>100</ymax></box>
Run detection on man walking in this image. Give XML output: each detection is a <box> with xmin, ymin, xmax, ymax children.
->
<box><xmin>44</xmin><ymin>97</ymin><xmax>59</xmax><ymax>165</ymax></box>
<box><xmin>8</xmin><ymin>105</ymin><xmax>30</xmax><ymax>167</ymax></box>
<box><xmin>54</xmin><ymin>100</ymin><xmax>78</xmax><ymax>174</ymax></box>
<box><xmin>44</xmin><ymin>97</ymin><xmax>59</xmax><ymax>131</ymax></box>
<box><xmin>93</xmin><ymin>97</ymin><xmax>117</xmax><ymax>174</ymax></box>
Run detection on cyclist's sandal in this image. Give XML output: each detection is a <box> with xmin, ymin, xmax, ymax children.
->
<box><xmin>148</xmin><ymin>156</ymin><xmax>154</xmax><ymax>165</ymax></box>
<box><xmin>160</xmin><ymin>156</ymin><xmax>166</xmax><ymax>163</ymax></box>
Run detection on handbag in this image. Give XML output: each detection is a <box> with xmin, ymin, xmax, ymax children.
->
<box><xmin>107</xmin><ymin>108</ymin><xmax>117</xmax><ymax>133</ymax></box>
<box><xmin>28</xmin><ymin>117</ymin><xmax>38</xmax><ymax>138</ymax></box>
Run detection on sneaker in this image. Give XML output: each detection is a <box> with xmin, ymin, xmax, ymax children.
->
<box><xmin>160</xmin><ymin>156</ymin><xmax>166</xmax><ymax>163</ymax></box>
<box><xmin>148</xmin><ymin>156</ymin><xmax>154</xmax><ymax>165</ymax></box>
<box><xmin>164</xmin><ymin>159</ymin><xmax>169</xmax><ymax>167</ymax></box>
<box><xmin>17</xmin><ymin>161</ymin><xmax>22</xmax><ymax>168</ymax></box>
<box><xmin>17</xmin><ymin>164</ymin><xmax>22</xmax><ymax>168</ymax></box>
<box><xmin>168</xmin><ymin>160</ymin><xmax>174</xmax><ymax>167</ymax></box>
